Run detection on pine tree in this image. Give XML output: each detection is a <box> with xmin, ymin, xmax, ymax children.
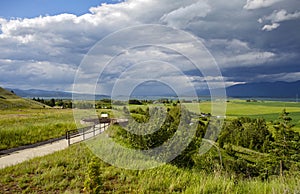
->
<box><xmin>271</xmin><ymin>109</ymin><xmax>300</xmax><ymax>176</ymax></box>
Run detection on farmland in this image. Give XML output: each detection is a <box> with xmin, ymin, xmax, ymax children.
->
<box><xmin>184</xmin><ymin>99</ymin><xmax>300</xmax><ymax>131</ymax></box>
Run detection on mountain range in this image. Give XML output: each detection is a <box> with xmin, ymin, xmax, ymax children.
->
<box><xmin>226</xmin><ymin>81</ymin><xmax>300</xmax><ymax>98</ymax></box>
<box><xmin>6</xmin><ymin>88</ymin><xmax>109</xmax><ymax>100</ymax></box>
<box><xmin>6</xmin><ymin>81</ymin><xmax>300</xmax><ymax>99</ymax></box>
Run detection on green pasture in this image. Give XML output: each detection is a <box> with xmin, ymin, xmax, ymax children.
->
<box><xmin>183</xmin><ymin>99</ymin><xmax>300</xmax><ymax>131</ymax></box>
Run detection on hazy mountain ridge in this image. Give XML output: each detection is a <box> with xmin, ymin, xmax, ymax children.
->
<box><xmin>6</xmin><ymin>88</ymin><xmax>109</xmax><ymax>99</ymax></box>
<box><xmin>226</xmin><ymin>81</ymin><xmax>300</xmax><ymax>98</ymax></box>
<box><xmin>6</xmin><ymin>81</ymin><xmax>300</xmax><ymax>99</ymax></box>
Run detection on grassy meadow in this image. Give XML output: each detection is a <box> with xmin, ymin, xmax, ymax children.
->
<box><xmin>0</xmin><ymin>96</ymin><xmax>300</xmax><ymax>193</ymax></box>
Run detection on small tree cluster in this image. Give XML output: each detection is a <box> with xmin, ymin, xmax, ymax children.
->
<box><xmin>32</xmin><ymin>98</ymin><xmax>72</xmax><ymax>108</ymax></box>
<box><xmin>218</xmin><ymin>117</ymin><xmax>273</xmax><ymax>152</ymax></box>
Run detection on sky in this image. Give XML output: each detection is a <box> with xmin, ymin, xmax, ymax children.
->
<box><xmin>0</xmin><ymin>0</ymin><xmax>122</xmax><ymax>19</ymax></box>
<box><xmin>0</xmin><ymin>0</ymin><xmax>300</xmax><ymax>95</ymax></box>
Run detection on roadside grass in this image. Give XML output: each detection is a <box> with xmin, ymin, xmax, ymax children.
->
<box><xmin>0</xmin><ymin>143</ymin><xmax>299</xmax><ymax>193</ymax></box>
<box><xmin>0</xmin><ymin>109</ymin><xmax>76</xmax><ymax>150</ymax></box>
<box><xmin>0</xmin><ymin>144</ymin><xmax>91</xmax><ymax>193</ymax></box>
<box><xmin>0</xmin><ymin>107</ymin><xmax>118</xmax><ymax>150</ymax></box>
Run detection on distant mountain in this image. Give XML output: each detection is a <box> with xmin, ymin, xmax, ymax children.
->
<box><xmin>7</xmin><ymin>88</ymin><xmax>70</xmax><ymax>98</ymax></box>
<box><xmin>6</xmin><ymin>81</ymin><xmax>300</xmax><ymax>100</ymax></box>
<box><xmin>226</xmin><ymin>81</ymin><xmax>300</xmax><ymax>98</ymax></box>
<box><xmin>6</xmin><ymin>88</ymin><xmax>109</xmax><ymax>100</ymax></box>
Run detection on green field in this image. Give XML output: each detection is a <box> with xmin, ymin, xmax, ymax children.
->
<box><xmin>183</xmin><ymin>99</ymin><xmax>300</xmax><ymax>131</ymax></box>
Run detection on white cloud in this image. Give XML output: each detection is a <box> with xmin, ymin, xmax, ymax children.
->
<box><xmin>88</xmin><ymin>0</ymin><xmax>199</xmax><ymax>24</ymax></box>
<box><xmin>0</xmin><ymin>0</ymin><xmax>202</xmax><ymax>65</ymax></box>
<box><xmin>262</xmin><ymin>22</ymin><xmax>280</xmax><ymax>31</ymax></box>
<box><xmin>256</xmin><ymin>72</ymin><xmax>300</xmax><ymax>82</ymax></box>
<box><xmin>243</xmin><ymin>0</ymin><xmax>283</xmax><ymax>10</ymax></box>
<box><xmin>265</xmin><ymin>9</ymin><xmax>300</xmax><ymax>23</ymax></box>
<box><xmin>259</xmin><ymin>9</ymin><xmax>300</xmax><ymax>31</ymax></box>
<box><xmin>225</xmin><ymin>51</ymin><xmax>275</xmax><ymax>65</ymax></box>
<box><xmin>0</xmin><ymin>59</ymin><xmax>77</xmax><ymax>90</ymax></box>
<box><xmin>205</xmin><ymin>39</ymin><xmax>276</xmax><ymax>67</ymax></box>
<box><xmin>160</xmin><ymin>1</ymin><xmax>211</xmax><ymax>28</ymax></box>
<box><xmin>216</xmin><ymin>51</ymin><xmax>276</xmax><ymax>67</ymax></box>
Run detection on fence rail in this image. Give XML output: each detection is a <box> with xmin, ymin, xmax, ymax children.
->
<box><xmin>65</xmin><ymin>122</ymin><xmax>110</xmax><ymax>146</ymax></box>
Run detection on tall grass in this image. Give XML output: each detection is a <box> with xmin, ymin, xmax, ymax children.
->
<box><xmin>0</xmin><ymin>143</ymin><xmax>299</xmax><ymax>193</ymax></box>
<box><xmin>0</xmin><ymin>109</ymin><xmax>76</xmax><ymax>150</ymax></box>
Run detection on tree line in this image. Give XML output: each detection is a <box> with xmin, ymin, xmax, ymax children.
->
<box><xmin>32</xmin><ymin>98</ymin><xmax>72</xmax><ymax>108</ymax></box>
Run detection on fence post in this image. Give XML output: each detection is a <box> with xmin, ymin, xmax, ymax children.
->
<box><xmin>67</xmin><ymin>131</ymin><xmax>70</xmax><ymax>146</ymax></box>
<box><xmin>83</xmin><ymin>128</ymin><xmax>85</xmax><ymax>140</ymax></box>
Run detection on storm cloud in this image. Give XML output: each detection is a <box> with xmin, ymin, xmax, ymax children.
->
<box><xmin>0</xmin><ymin>0</ymin><xmax>299</xmax><ymax>93</ymax></box>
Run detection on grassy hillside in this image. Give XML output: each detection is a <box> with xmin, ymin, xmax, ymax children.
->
<box><xmin>0</xmin><ymin>87</ymin><xmax>45</xmax><ymax>109</ymax></box>
<box><xmin>0</xmin><ymin>143</ymin><xmax>299</xmax><ymax>193</ymax></box>
<box><xmin>0</xmin><ymin>87</ymin><xmax>75</xmax><ymax>150</ymax></box>
<box><xmin>0</xmin><ymin>87</ymin><xmax>19</xmax><ymax>99</ymax></box>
